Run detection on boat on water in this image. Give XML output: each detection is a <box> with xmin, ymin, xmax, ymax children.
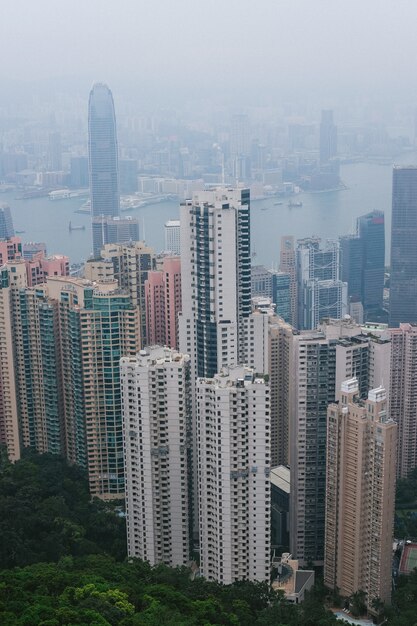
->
<box><xmin>274</xmin><ymin>201</ymin><xmax>283</xmax><ymax>206</ymax></box>
<box><xmin>68</xmin><ymin>221</ymin><xmax>86</xmax><ymax>232</ymax></box>
<box><xmin>16</xmin><ymin>230</ymin><xmax>25</xmax><ymax>234</ymax></box>
<box><xmin>261</xmin><ymin>208</ymin><xmax>268</xmax><ymax>211</ymax></box>
<box><xmin>288</xmin><ymin>200</ymin><xmax>303</xmax><ymax>208</ymax></box>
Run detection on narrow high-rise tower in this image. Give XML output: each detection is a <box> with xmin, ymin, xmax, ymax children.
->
<box><xmin>389</xmin><ymin>166</ymin><xmax>417</xmax><ymax>326</ymax></box>
<box><xmin>179</xmin><ymin>188</ymin><xmax>251</xmax><ymax>379</ymax></box>
<box><xmin>88</xmin><ymin>83</ymin><xmax>120</xmax><ymax>219</ymax></box>
<box><xmin>325</xmin><ymin>379</ymin><xmax>397</xmax><ymax>610</ymax></box>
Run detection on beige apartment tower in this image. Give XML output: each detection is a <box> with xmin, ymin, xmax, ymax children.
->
<box><xmin>389</xmin><ymin>323</ymin><xmax>417</xmax><ymax>477</ymax></box>
<box><xmin>324</xmin><ymin>379</ymin><xmax>397</xmax><ymax>609</ymax></box>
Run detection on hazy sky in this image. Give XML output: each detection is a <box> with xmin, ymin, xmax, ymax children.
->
<box><xmin>2</xmin><ymin>0</ymin><xmax>417</xmax><ymax>101</ymax></box>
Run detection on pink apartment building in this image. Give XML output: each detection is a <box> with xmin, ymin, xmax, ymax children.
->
<box><xmin>145</xmin><ymin>256</ymin><xmax>181</xmax><ymax>349</ymax></box>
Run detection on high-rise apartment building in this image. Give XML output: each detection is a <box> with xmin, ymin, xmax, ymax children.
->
<box><xmin>243</xmin><ymin>299</ymin><xmax>293</xmax><ymax>466</ymax></box>
<box><xmin>357</xmin><ymin>210</ymin><xmax>385</xmax><ymax>319</ymax></box>
<box><xmin>179</xmin><ymin>188</ymin><xmax>251</xmax><ymax>379</ymax></box>
<box><xmin>297</xmin><ymin>238</ymin><xmax>347</xmax><ymax>330</ymax></box>
<box><xmin>0</xmin><ymin>264</ymin><xmax>140</xmax><ymax>498</ymax></box>
<box><xmin>390</xmin><ymin>166</ymin><xmax>417</xmax><ymax>326</ymax></box>
<box><xmin>122</xmin><ymin>347</ymin><xmax>191</xmax><ymax>567</ymax></box>
<box><xmin>339</xmin><ymin>234</ymin><xmax>363</xmax><ymax>320</ymax></box>
<box><xmin>164</xmin><ymin>220</ymin><xmax>181</xmax><ymax>255</ymax></box>
<box><xmin>145</xmin><ymin>256</ymin><xmax>181</xmax><ymax>349</ymax></box>
<box><xmin>280</xmin><ymin>235</ymin><xmax>297</xmax><ymax>327</ymax></box>
<box><xmin>319</xmin><ymin>110</ymin><xmax>337</xmax><ymax>164</ymax></box>
<box><xmin>196</xmin><ymin>366</ymin><xmax>270</xmax><ymax>584</ymax></box>
<box><xmin>389</xmin><ymin>323</ymin><xmax>417</xmax><ymax>477</ymax></box>
<box><xmin>325</xmin><ymin>379</ymin><xmax>397</xmax><ymax>609</ymax></box>
<box><xmin>289</xmin><ymin>318</ymin><xmax>391</xmax><ymax>564</ymax></box>
<box><xmin>88</xmin><ymin>83</ymin><xmax>120</xmax><ymax>219</ymax></box>
<box><xmin>99</xmin><ymin>241</ymin><xmax>156</xmax><ymax>348</ymax></box>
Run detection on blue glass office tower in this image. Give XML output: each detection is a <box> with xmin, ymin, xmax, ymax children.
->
<box><xmin>357</xmin><ymin>210</ymin><xmax>385</xmax><ymax>319</ymax></box>
<box><xmin>390</xmin><ymin>166</ymin><xmax>417</xmax><ymax>326</ymax></box>
<box><xmin>88</xmin><ymin>83</ymin><xmax>120</xmax><ymax>219</ymax></box>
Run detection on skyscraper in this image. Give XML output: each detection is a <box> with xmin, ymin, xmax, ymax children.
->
<box><xmin>88</xmin><ymin>83</ymin><xmax>120</xmax><ymax>218</ymax></box>
<box><xmin>197</xmin><ymin>366</ymin><xmax>271</xmax><ymax>583</ymax></box>
<box><xmin>357</xmin><ymin>210</ymin><xmax>385</xmax><ymax>319</ymax></box>
<box><xmin>319</xmin><ymin>110</ymin><xmax>337</xmax><ymax>164</ymax></box>
<box><xmin>325</xmin><ymin>379</ymin><xmax>397</xmax><ymax>610</ymax></box>
<box><xmin>390</xmin><ymin>166</ymin><xmax>417</xmax><ymax>326</ymax></box>
<box><xmin>179</xmin><ymin>188</ymin><xmax>251</xmax><ymax>379</ymax></box>
<box><xmin>280</xmin><ymin>235</ymin><xmax>297</xmax><ymax>327</ymax></box>
<box><xmin>122</xmin><ymin>347</ymin><xmax>191</xmax><ymax>567</ymax></box>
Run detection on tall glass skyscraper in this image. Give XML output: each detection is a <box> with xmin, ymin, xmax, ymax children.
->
<box><xmin>357</xmin><ymin>210</ymin><xmax>385</xmax><ymax>319</ymax></box>
<box><xmin>390</xmin><ymin>166</ymin><xmax>417</xmax><ymax>326</ymax></box>
<box><xmin>88</xmin><ymin>83</ymin><xmax>120</xmax><ymax>219</ymax></box>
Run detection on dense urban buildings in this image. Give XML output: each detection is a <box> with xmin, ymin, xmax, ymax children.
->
<box><xmin>196</xmin><ymin>366</ymin><xmax>270</xmax><ymax>583</ymax></box>
<box><xmin>289</xmin><ymin>318</ymin><xmax>391</xmax><ymax>564</ymax></box>
<box><xmin>390</xmin><ymin>166</ymin><xmax>417</xmax><ymax>326</ymax></box>
<box><xmin>280</xmin><ymin>235</ymin><xmax>297</xmax><ymax>327</ymax></box>
<box><xmin>122</xmin><ymin>347</ymin><xmax>191</xmax><ymax>567</ymax></box>
<box><xmin>325</xmin><ymin>379</ymin><xmax>397</xmax><ymax>610</ymax></box>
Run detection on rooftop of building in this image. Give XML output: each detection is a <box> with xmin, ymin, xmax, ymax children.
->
<box><xmin>198</xmin><ymin>365</ymin><xmax>267</xmax><ymax>388</ymax></box>
<box><xmin>270</xmin><ymin>466</ymin><xmax>290</xmax><ymax>493</ymax></box>
<box><xmin>121</xmin><ymin>345</ymin><xmax>189</xmax><ymax>367</ymax></box>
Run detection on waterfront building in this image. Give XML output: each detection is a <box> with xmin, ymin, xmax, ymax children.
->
<box><xmin>319</xmin><ymin>110</ymin><xmax>337</xmax><ymax>164</ymax></box>
<box><xmin>0</xmin><ymin>204</ymin><xmax>15</xmax><ymax>239</ymax></box>
<box><xmin>164</xmin><ymin>219</ymin><xmax>181</xmax><ymax>255</ymax></box>
<box><xmin>390</xmin><ymin>166</ymin><xmax>417</xmax><ymax>326</ymax></box>
<box><xmin>289</xmin><ymin>318</ymin><xmax>391</xmax><ymax>565</ymax></box>
<box><xmin>357</xmin><ymin>210</ymin><xmax>385</xmax><ymax>319</ymax></box>
<box><xmin>70</xmin><ymin>156</ymin><xmax>89</xmax><ymax>188</ymax></box>
<box><xmin>179</xmin><ymin>188</ymin><xmax>251</xmax><ymax>379</ymax></box>
<box><xmin>297</xmin><ymin>238</ymin><xmax>347</xmax><ymax>330</ymax></box>
<box><xmin>47</xmin><ymin>132</ymin><xmax>62</xmax><ymax>172</ymax></box>
<box><xmin>88</xmin><ymin>83</ymin><xmax>120</xmax><ymax>219</ymax></box>
<box><xmin>325</xmin><ymin>379</ymin><xmax>397</xmax><ymax>610</ymax></box>
<box><xmin>145</xmin><ymin>256</ymin><xmax>181</xmax><ymax>350</ymax></box>
<box><xmin>92</xmin><ymin>215</ymin><xmax>139</xmax><ymax>257</ymax></box>
<box><xmin>197</xmin><ymin>366</ymin><xmax>270</xmax><ymax>583</ymax></box>
<box><xmin>122</xmin><ymin>347</ymin><xmax>191</xmax><ymax>567</ymax></box>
